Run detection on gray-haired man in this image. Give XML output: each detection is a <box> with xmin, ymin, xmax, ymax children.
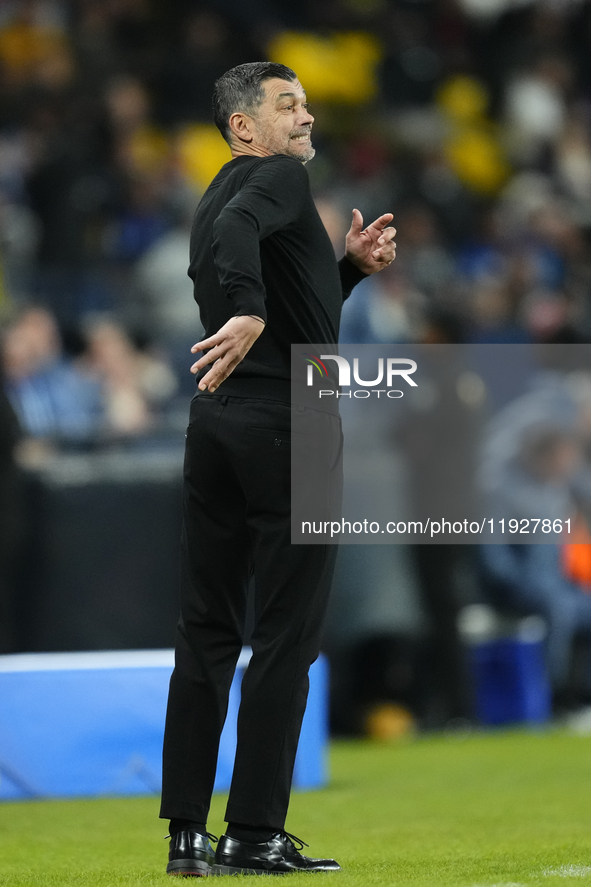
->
<box><xmin>160</xmin><ymin>61</ymin><xmax>396</xmax><ymax>876</ymax></box>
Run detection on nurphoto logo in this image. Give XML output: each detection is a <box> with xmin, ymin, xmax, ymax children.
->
<box><xmin>304</xmin><ymin>354</ymin><xmax>418</xmax><ymax>399</ymax></box>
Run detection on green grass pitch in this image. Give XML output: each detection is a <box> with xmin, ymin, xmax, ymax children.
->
<box><xmin>1</xmin><ymin>729</ymin><xmax>591</xmax><ymax>886</ymax></box>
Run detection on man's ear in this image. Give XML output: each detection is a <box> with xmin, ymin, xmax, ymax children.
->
<box><xmin>228</xmin><ymin>112</ymin><xmax>254</xmax><ymax>144</ymax></box>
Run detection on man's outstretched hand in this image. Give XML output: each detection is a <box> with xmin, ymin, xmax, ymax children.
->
<box><xmin>345</xmin><ymin>209</ymin><xmax>396</xmax><ymax>275</ymax></box>
<box><xmin>190</xmin><ymin>314</ymin><xmax>265</xmax><ymax>393</ymax></box>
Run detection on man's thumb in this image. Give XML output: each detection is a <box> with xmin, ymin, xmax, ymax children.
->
<box><xmin>350</xmin><ymin>208</ymin><xmax>363</xmax><ymax>232</ymax></box>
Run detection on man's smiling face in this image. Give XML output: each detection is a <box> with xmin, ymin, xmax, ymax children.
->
<box><xmin>249</xmin><ymin>77</ymin><xmax>315</xmax><ymax>162</ymax></box>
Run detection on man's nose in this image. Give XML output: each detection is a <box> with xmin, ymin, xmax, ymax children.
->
<box><xmin>299</xmin><ymin>107</ymin><xmax>314</xmax><ymax>126</ymax></box>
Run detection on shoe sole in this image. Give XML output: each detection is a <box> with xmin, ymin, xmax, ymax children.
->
<box><xmin>211</xmin><ymin>865</ymin><xmax>285</xmax><ymax>876</ymax></box>
<box><xmin>167</xmin><ymin>858</ymin><xmax>212</xmax><ymax>877</ymax></box>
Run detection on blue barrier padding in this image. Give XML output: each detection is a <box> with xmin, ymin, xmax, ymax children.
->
<box><xmin>469</xmin><ymin>638</ymin><xmax>551</xmax><ymax>726</ymax></box>
<box><xmin>0</xmin><ymin>649</ymin><xmax>328</xmax><ymax>799</ymax></box>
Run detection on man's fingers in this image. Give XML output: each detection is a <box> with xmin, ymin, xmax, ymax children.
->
<box><xmin>198</xmin><ymin>353</ymin><xmax>240</xmax><ymax>391</ymax></box>
<box><xmin>197</xmin><ymin>356</ymin><xmax>228</xmax><ymax>390</ymax></box>
<box><xmin>192</xmin><ymin>337</ymin><xmax>250</xmax><ymax>382</ymax></box>
<box><xmin>377</xmin><ymin>226</ymin><xmax>397</xmax><ymax>245</ymax></box>
<box><xmin>191</xmin><ymin>334</ymin><xmax>220</xmax><ymax>354</ymax></box>
<box><xmin>190</xmin><ymin>342</ymin><xmax>226</xmax><ymax>373</ymax></box>
<box><xmin>349</xmin><ymin>208</ymin><xmax>364</xmax><ymax>234</ymax></box>
<box><xmin>190</xmin><ymin>315</ymin><xmax>265</xmax><ymax>386</ymax></box>
<box><xmin>373</xmin><ymin>241</ymin><xmax>397</xmax><ymax>254</ymax></box>
<box><xmin>373</xmin><ymin>245</ymin><xmax>397</xmax><ymax>259</ymax></box>
<box><xmin>374</xmin><ymin>213</ymin><xmax>394</xmax><ymax>227</ymax></box>
<box><xmin>367</xmin><ymin>214</ymin><xmax>394</xmax><ymax>234</ymax></box>
<box><xmin>198</xmin><ymin>367</ymin><xmax>220</xmax><ymax>391</ymax></box>
<box><xmin>371</xmin><ymin>244</ymin><xmax>397</xmax><ymax>264</ymax></box>
<box><xmin>372</xmin><ymin>234</ymin><xmax>397</xmax><ymax>260</ymax></box>
<box><xmin>372</xmin><ymin>251</ymin><xmax>396</xmax><ymax>262</ymax></box>
<box><xmin>191</xmin><ymin>315</ymin><xmax>265</xmax><ymax>357</ymax></box>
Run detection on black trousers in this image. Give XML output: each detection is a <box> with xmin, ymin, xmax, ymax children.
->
<box><xmin>160</xmin><ymin>394</ymin><xmax>338</xmax><ymax>829</ymax></box>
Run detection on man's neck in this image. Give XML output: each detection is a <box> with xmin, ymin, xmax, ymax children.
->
<box><xmin>230</xmin><ymin>143</ymin><xmax>272</xmax><ymax>159</ymax></box>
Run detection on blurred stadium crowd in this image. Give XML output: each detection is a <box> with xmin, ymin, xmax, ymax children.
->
<box><xmin>3</xmin><ymin>0</ymin><xmax>591</xmax><ymax>732</ymax></box>
<box><xmin>1</xmin><ymin>0</ymin><xmax>591</xmax><ymax>436</ymax></box>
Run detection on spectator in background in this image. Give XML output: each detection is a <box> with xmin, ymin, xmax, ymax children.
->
<box><xmin>79</xmin><ymin>318</ymin><xmax>177</xmax><ymax>436</ymax></box>
<box><xmin>2</xmin><ymin>305</ymin><xmax>101</xmax><ymax>448</ymax></box>
<box><xmin>1</xmin><ymin>307</ymin><xmax>178</xmax><ymax>450</ymax></box>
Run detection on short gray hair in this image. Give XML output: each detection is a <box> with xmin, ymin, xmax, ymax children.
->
<box><xmin>213</xmin><ymin>62</ymin><xmax>297</xmax><ymax>143</ymax></box>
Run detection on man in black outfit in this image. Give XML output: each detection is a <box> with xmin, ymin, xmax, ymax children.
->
<box><xmin>161</xmin><ymin>62</ymin><xmax>396</xmax><ymax>877</ymax></box>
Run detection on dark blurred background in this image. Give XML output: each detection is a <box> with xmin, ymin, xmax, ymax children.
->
<box><xmin>3</xmin><ymin>0</ymin><xmax>591</xmax><ymax>736</ymax></box>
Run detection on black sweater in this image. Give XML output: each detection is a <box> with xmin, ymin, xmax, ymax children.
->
<box><xmin>188</xmin><ymin>153</ymin><xmax>365</xmax><ymax>400</ymax></box>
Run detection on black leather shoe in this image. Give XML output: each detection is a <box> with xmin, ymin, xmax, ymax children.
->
<box><xmin>211</xmin><ymin>832</ymin><xmax>341</xmax><ymax>876</ymax></box>
<box><xmin>166</xmin><ymin>830</ymin><xmax>217</xmax><ymax>877</ymax></box>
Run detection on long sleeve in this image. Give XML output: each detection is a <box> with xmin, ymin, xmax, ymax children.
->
<box><xmin>211</xmin><ymin>156</ymin><xmax>309</xmax><ymax>322</ymax></box>
<box><xmin>189</xmin><ymin>152</ymin><xmax>357</xmax><ymax>393</ymax></box>
<box><xmin>338</xmin><ymin>255</ymin><xmax>367</xmax><ymax>301</ymax></box>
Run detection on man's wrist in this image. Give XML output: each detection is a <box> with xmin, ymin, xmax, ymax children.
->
<box><xmin>233</xmin><ymin>313</ymin><xmax>266</xmax><ymax>325</ymax></box>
